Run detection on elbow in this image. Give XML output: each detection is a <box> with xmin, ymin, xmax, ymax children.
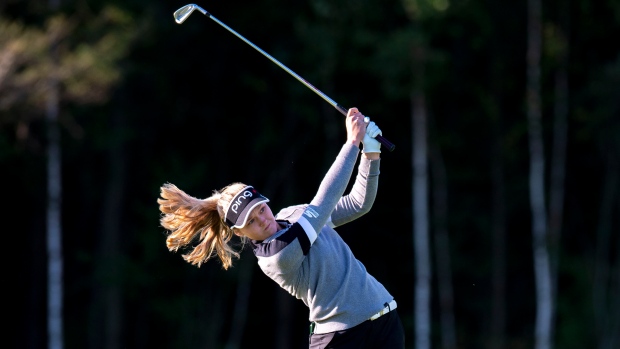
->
<box><xmin>358</xmin><ymin>202</ymin><xmax>373</xmax><ymax>215</ymax></box>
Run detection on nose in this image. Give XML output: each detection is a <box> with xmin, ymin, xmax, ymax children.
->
<box><xmin>258</xmin><ymin>215</ymin><xmax>267</xmax><ymax>227</ymax></box>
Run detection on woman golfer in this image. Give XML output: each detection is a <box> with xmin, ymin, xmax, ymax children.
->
<box><xmin>158</xmin><ymin>107</ymin><xmax>405</xmax><ymax>349</ymax></box>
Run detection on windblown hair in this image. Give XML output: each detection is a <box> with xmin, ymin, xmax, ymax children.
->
<box><xmin>157</xmin><ymin>182</ymin><xmax>249</xmax><ymax>270</ymax></box>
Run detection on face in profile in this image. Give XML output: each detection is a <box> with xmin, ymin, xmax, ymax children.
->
<box><xmin>235</xmin><ymin>203</ymin><xmax>279</xmax><ymax>241</ymax></box>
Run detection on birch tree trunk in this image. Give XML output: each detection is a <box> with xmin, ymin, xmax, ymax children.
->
<box><xmin>526</xmin><ymin>0</ymin><xmax>554</xmax><ymax>347</ymax></box>
<box><xmin>47</xmin><ymin>1</ymin><xmax>63</xmax><ymax>348</ymax></box>
<box><xmin>47</xmin><ymin>62</ymin><xmax>63</xmax><ymax>349</ymax></box>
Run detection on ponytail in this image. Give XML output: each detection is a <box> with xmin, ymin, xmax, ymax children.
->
<box><xmin>158</xmin><ymin>182</ymin><xmax>248</xmax><ymax>269</ymax></box>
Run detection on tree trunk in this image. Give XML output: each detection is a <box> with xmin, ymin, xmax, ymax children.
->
<box><xmin>99</xmin><ymin>109</ymin><xmax>126</xmax><ymax>349</ymax></box>
<box><xmin>526</xmin><ymin>0</ymin><xmax>554</xmax><ymax>347</ymax></box>
<box><xmin>47</xmin><ymin>0</ymin><xmax>63</xmax><ymax>348</ymax></box>
<box><xmin>490</xmin><ymin>117</ymin><xmax>507</xmax><ymax>349</ymax></box>
<box><xmin>593</xmin><ymin>151</ymin><xmax>619</xmax><ymax>349</ymax></box>
<box><xmin>548</xmin><ymin>3</ymin><xmax>569</xmax><ymax>338</ymax></box>
<box><xmin>430</xmin><ymin>144</ymin><xmax>456</xmax><ymax>349</ymax></box>
<box><xmin>46</xmin><ymin>58</ymin><xmax>63</xmax><ymax>349</ymax></box>
<box><xmin>225</xmin><ymin>254</ymin><xmax>254</xmax><ymax>349</ymax></box>
<box><xmin>411</xmin><ymin>47</ymin><xmax>431</xmax><ymax>347</ymax></box>
<box><xmin>488</xmin><ymin>12</ymin><xmax>508</xmax><ymax>345</ymax></box>
<box><xmin>86</xmin><ymin>110</ymin><xmax>125</xmax><ymax>348</ymax></box>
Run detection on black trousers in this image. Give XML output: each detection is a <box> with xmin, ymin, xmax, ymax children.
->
<box><xmin>309</xmin><ymin>310</ymin><xmax>405</xmax><ymax>349</ymax></box>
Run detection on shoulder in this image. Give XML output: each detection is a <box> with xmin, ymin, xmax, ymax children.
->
<box><xmin>275</xmin><ymin>204</ymin><xmax>308</xmax><ymax>222</ymax></box>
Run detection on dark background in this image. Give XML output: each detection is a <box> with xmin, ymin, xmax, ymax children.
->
<box><xmin>3</xmin><ymin>0</ymin><xmax>619</xmax><ymax>348</ymax></box>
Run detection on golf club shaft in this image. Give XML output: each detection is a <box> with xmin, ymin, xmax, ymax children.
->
<box><xmin>176</xmin><ymin>4</ymin><xmax>395</xmax><ymax>151</ymax></box>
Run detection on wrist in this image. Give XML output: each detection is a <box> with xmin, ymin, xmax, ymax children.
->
<box><xmin>363</xmin><ymin>152</ymin><xmax>380</xmax><ymax>160</ymax></box>
<box><xmin>346</xmin><ymin>139</ymin><xmax>361</xmax><ymax>147</ymax></box>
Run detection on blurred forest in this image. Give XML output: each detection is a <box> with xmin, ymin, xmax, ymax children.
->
<box><xmin>3</xmin><ymin>0</ymin><xmax>619</xmax><ymax>348</ymax></box>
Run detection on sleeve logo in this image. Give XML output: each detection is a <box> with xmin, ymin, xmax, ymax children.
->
<box><xmin>303</xmin><ymin>207</ymin><xmax>319</xmax><ymax>219</ymax></box>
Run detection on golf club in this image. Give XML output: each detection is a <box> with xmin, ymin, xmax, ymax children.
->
<box><xmin>174</xmin><ymin>4</ymin><xmax>396</xmax><ymax>152</ymax></box>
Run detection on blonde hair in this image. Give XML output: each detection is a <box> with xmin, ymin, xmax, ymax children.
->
<box><xmin>157</xmin><ymin>182</ymin><xmax>249</xmax><ymax>270</ymax></box>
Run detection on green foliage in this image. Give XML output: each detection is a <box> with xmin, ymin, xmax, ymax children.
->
<box><xmin>0</xmin><ymin>5</ymin><xmax>139</xmax><ymax>146</ymax></box>
<box><xmin>0</xmin><ymin>17</ymin><xmax>48</xmax><ymax>116</ymax></box>
<box><xmin>402</xmin><ymin>0</ymin><xmax>451</xmax><ymax>21</ymax></box>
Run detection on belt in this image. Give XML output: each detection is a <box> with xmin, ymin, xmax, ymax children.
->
<box><xmin>369</xmin><ymin>300</ymin><xmax>397</xmax><ymax>321</ymax></box>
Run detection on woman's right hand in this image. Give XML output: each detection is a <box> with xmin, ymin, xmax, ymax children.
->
<box><xmin>345</xmin><ymin>107</ymin><xmax>366</xmax><ymax>147</ymax></box>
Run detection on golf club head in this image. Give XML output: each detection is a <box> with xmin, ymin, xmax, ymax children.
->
<box><xmin>174</xmin><ymin>4</ymin><xmax>207</xmax><ymax>24</ymax></box>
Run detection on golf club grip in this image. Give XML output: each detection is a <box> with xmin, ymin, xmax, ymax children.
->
<box><xmin>376</xmin><ymin>135</ymin><xmax>395</xmax><ymax>152</ymax></box>
<box><xmin>335</xmin><ymin>105</ymin><xmax>395</xmax><ymax>152</ymax></box>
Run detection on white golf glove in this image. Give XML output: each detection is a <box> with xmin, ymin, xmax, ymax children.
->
<box><xmin>362</xmin><ymin>120</ymin><xmax>382</xmax><ymax>153</ymax></box>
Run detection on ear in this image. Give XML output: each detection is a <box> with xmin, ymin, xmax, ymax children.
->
<box><xmin>232</xmin><ymin>229</ymin><xmax>243</xmax><ymax>237</ymax></box>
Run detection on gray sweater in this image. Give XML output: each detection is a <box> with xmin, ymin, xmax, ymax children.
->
<box><xmin>250</xmin><ymin>143</ymin><xmax>393</xmax><ymax>334</ymax></box>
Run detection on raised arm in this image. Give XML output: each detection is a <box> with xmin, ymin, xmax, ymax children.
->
<box><xmin>329</xmin><ymin>121</ymin><xmax>383</xmax><ymax>226</ymax></box>
<box><xmin>300</xmin><ymin>108</ymin><xmax>367</xmax><ymax>232</ymax></box>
